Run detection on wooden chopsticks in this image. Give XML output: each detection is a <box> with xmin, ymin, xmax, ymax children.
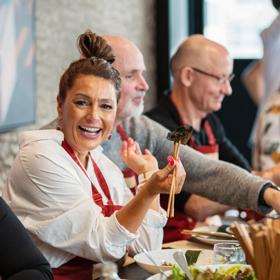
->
<box><xmin>181</xmin><ymin>229</ymin><xmax>236</xmax><ymax>240</ymax></box>
<box><xmin>231</xmin><ymin>219</ymin><xmax>280</xmax><ymax>280</ymax></box>
<box><xmin>165</xmin><ymin>125</ymin><xmax>193</xmax><ymax>218</ymax></box>
<box><xmin>167</xmin><ymin>140</ymin><xmax>181</xmax><ymax>217</ymax></box>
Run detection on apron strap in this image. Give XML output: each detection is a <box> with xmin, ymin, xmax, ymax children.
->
<box><xmin>188</xmin><ymin>120</ymin><xmax>219</xmax><ymax>155</ymax></box>
<box><xmin>61</xmin><ymin>140</ymin><xmax>121</xmax><ymax>216</ymax></box>
<box><xmin>116</xmin><ymin>125</ymin><xmax>128</xmax><ymax>141</ymax></box>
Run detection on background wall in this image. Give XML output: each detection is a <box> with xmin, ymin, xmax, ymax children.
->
<box><xmin>0</xmin><ymin>0</ymin><xmax>156</xmax><ymax>189</ymax></box>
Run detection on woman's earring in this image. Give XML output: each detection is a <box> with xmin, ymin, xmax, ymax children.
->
<box><xmin>108</xmin><ymin>134</ymin><xmax>112</xmax><ymax>140</ymax></box>
<box><xmin>57</xmin><ymin>117</ymin><xmax>62</xmax><ymax>131</ymax></box>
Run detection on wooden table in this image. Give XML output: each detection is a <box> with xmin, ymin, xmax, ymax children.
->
<box><xmin>119</xmin><ymin>262</ymin><xmax>151</xmax><ymax>279</ymax></box>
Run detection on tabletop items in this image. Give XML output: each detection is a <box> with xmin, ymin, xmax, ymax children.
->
<box><xmin>213</xmin><ymin>242</ymin><xmax>246</xmax><ymax>264</ymax></box>
<box><xmin>100</xmin><ymin>262</ymin><xmax>121</xmax><ymax>280</ymax></box>
<box><xmin>133</xmin><ymin>248</ymin><xmax>213</xmax><ymax>275</ymax></box>
<box><xmin>181</xmin><ymin>228</ymin><xmax>236</xmax><ymax>240</ymax></box>
<box><xmin>231</xmin><ymin>219</ymin><xmax>280</xmax><ymax>280</ymax></box>
<box><xmin>166</xmin><ymin>125</ymin><xmax>193</xmax><ymax>217</ymax></box>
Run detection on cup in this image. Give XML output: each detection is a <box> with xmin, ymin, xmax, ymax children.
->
<box><xmin>213</xmin><ymin>242</ymin><xmax>246</xmax><ymax>264</ymax></box>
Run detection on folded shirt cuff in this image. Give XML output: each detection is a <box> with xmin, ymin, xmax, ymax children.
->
<box><xmin>105</xmin><ymin>213</ymin><xmax>138</xmax><ymax>248</ymax></box>
<box><xmin>142</xmin><ymin>208</ymin><xmax>167</xmax><ymax>228</ymax></box>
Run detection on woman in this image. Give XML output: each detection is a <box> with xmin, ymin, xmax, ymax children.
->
<box><xmin>0</xmin><ymin>197</ymin><xmax>53</xmax><ymax>280</ymax></box>
<box><xmin>2</xmin><ymin>32</ymin><xmax>185</xmax><ymax>279</ymax></box>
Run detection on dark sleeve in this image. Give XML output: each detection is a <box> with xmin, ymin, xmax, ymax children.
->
<box><xmin>174</xmin><ymin>191</ymin><xmax>191</xmax><ymax>211</ymax></box>
<box><xmin>0</xmin><ymin>198</ymin><xmax>53</xmax><ymax>280</ymax></box>
<box><xmin>209</xmin><ymin>114</ymin><xmax>251</xmax><ymax>171</ymax></box>
<box><xmin>145</xmin><ymin>107</ymin><xmax>175</xmax><ymax>132</ymax></box>
<box><xmin>173</xmin><ymin>114</ymin><xmax>251</xmax><ymax>212</ymax></box>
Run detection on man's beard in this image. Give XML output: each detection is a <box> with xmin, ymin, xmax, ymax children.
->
<box><xmin>116</xmin><ymin>98</ymin><xmax>144</xmax><ymax>123</ymax></box>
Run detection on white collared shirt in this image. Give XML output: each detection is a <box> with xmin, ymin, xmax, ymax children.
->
<box><xmin>2</xmin><ymin>129</ymin><xmax>166</xmax><ymax>268</ymax></box>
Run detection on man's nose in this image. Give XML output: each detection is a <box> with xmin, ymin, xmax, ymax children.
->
<box><xmin>221</xmin><ymin>80</ymin><xmax>232</xmax><ymax>96</ymax></box>
<box><xmin>137</xmin><ymin>75</ymin><xmax>149</xmax><ymax>92</ymax></box>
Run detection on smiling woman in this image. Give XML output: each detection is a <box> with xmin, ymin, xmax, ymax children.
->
<box><xmin>2</xmin><ymin>31</ymin><xmax>186</xmax><ymax>280</ymax></box>
<box><xmin>57</xmin><ymin>75</ymin><xmax>117</xmax><ymax>167</ymax></box>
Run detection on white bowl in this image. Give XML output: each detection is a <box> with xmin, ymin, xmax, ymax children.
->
<box><xmin>134</xmin><ymin>248</ymin><xmax>213</xmax><ymax>274</ymax></box>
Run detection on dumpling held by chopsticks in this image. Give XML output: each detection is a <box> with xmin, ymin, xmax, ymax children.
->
<box><xmin>167</xmin><ymin>125</ymin><xmax>193</xmax><ymax>145</ymax></box>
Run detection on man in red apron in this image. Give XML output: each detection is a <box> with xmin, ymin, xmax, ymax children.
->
<box><xmin>45</xmin><ymin>34</ymin><xmax>280</xmax><ymax>243</ymax></box>
<box><xmin>146</xmin><ymin>35</ymin><xmax>252</xmax><ymax>241</ymax></box>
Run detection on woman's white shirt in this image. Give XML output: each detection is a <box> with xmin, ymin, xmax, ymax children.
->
<box><xmin>2</xmin><ymin>129</ymin><xmax>166</xmax><ymax>268</ymax></box>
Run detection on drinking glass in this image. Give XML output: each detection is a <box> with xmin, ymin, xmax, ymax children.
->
<box><xmin>213</xmin><ymin>242</ymin><xmax>246</xmax><ymax>264</ymax></box>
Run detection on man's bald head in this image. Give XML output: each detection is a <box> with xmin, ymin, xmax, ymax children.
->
<box><xmin>170</xmin><ymin>35</ymin><xmax>230</xmax><ymax>79</ymax></box>
<box><xmin>169</xmin><ymin>35</ymin><xmax>233</xmax><ymax>115</ymax></box>
<box><xmin>101</xmin><ymin>35</ymin><xmax>149</xmax><ymax>122</ymax></box>
<box><xmin>102</xmin><ymin>35</ymin><xmax>145</xmax><ymax>75</ymax></box>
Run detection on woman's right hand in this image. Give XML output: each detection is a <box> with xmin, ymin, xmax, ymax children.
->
<box><xmin>121</xmin><ymin>138</ymin><xmax>158</xmax><ymax>175</ymax></box>
<box><xmin>143</xmin><ymin>157</ymin><xmax>186</xmax><ymax>196</ymax></box>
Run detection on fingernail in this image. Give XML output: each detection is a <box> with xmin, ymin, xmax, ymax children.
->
<box><xmin>167</xmin><ymin>155</ymin><xmax>175</xmax><ymax>166</ymax></box>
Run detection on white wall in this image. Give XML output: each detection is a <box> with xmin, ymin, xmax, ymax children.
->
<box><xmin>0</xmin><ymin>0</ymin><xmax>156</xmax><ymax>189</ymax></box>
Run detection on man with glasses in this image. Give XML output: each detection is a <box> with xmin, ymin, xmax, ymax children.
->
<box><xmin>146</xmin><ymin>35</ymin><xmax>250</xmax><ymax>228</ymax></box>
<box><xmin>44</xmin><ymin>32</ymin><xmax>280</xmax><ymax>242</ymax></box>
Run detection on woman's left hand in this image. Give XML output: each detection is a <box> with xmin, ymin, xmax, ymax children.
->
<box><xmin>121</xmin><ymin>138</ymin><xmax>158</xmax><ymax>175</ymax></box>
<box><xmin>144</xmin><ymin>157</ymin><xmax>186</xmax><ymax>196</ymax></box>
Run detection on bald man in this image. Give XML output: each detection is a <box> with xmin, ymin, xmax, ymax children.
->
<box><xmin>44</xmin><ymin>32</ymin><xmax>280</xmax><ymax>239</ymax></box>
<box><xmin>146</xmin><ymin>35</ymin><xmax>251</xmax><ymax>222</ymax></box>
<box><xmin>102</xmin><ymin>35</ymin><xmax>149</xmax><ymax>123</ymax></box>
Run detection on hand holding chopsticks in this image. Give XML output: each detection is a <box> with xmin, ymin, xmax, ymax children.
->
<box><xmin>166</xmin><ymin>140</ymin><xmax>181</xmax><ymax>217</ymax></box>
<box><xmin>166</xmin><ymin>126</ymin><xmax>193</xmax><ymax>217</ymax></box>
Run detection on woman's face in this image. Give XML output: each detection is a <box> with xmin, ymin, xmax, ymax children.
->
<box><xmin>57</xmin><ymin>75</ymin><xmax>117</xmax><ymax>160</ymax></box>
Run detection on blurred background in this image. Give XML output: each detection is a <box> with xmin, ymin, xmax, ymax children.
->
<box><xmin>0</xmin><ymin>0</ymin><xmax>276</xmax><ymax>188</ymax></box>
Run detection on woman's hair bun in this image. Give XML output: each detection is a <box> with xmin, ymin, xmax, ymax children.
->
<box><xmin>272</xmin><ymin>0</ymin><xmax>280</xmax><ymax>10</ymax></box>
<box><xmin>77</xmin><ymin>30</ymin><xmax>115</xmax><ymax>64</ymax></box>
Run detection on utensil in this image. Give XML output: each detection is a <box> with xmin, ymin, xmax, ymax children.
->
<box><xmin>141</xmin><ymin>248</ymin><xmax>169</xmax><ymax>278</ymax></box>
<box><xmin>134</xmin><ymin>248</ymin><xmax>213</xmax><ymax>275</ymax></box>
<box><xmin>173</xmin><ymin>250</ymin><xmax>193</xmax><ymax>280</ymax></box>
<box><xmin>181</xmin><ymin>229</ymin><xmax>236</xmax><ymax>240</ymax></box>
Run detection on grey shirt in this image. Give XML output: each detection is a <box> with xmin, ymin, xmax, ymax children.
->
<box><xmin>44</xmin><ymin>116</ymin><xmax>272</xmax><ymax>214</ymax></box>
<box><xmin>102</xmin><ymin>116</ymin><xmax>272</xmax><ymax>214</ymax></box>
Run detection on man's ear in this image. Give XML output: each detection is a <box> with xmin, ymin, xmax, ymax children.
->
<box><xmin>180</xmin><ymin>66</ymin><xmax>193</xmax><ymax>87</ymax></box>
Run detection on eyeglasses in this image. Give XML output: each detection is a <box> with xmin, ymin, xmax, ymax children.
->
<box><xmin>192</xmin><ymin>67</ymin><xmax>235</xmax><ymax>84</ymax></box>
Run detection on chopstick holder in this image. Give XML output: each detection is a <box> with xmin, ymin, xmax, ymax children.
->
<box><xmin>232</xmin><ymin>219</ymin><xmax>280</xmax><ymax>280</ymax></box>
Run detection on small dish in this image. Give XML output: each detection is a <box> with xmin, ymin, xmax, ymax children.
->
<box><xmin>192</xmin><ymin>226</ymin><xmax>232</xmax><ymax>245</ymax></box>
<box><xmin>134</xmin><ymin>248</ymin><xmax>213</xmax><ymax>274</ymax></box>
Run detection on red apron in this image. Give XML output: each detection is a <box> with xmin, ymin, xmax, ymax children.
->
<box><xmin>162</xmin><ymin>116</ymin><xmax>219</xmax><ymax>242</ymax></box>
<box><xmin>116</xmin><ymin>125</ymin><xmax>139</xmax><ymax>194</ymax></box>
<box><xmin>188</xmin><ymin>121</ymin><xmax>219</xmax><ymax>160</ymax></box>
<box><xmin>188</xmin><ymin>123</ymin><xmax>263</xmax><ymax>223</ymax></box>
<box><xmin>53</xmin><ymin>140</ymin><xmax>122</xmax><ymax>280</ymax></box>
